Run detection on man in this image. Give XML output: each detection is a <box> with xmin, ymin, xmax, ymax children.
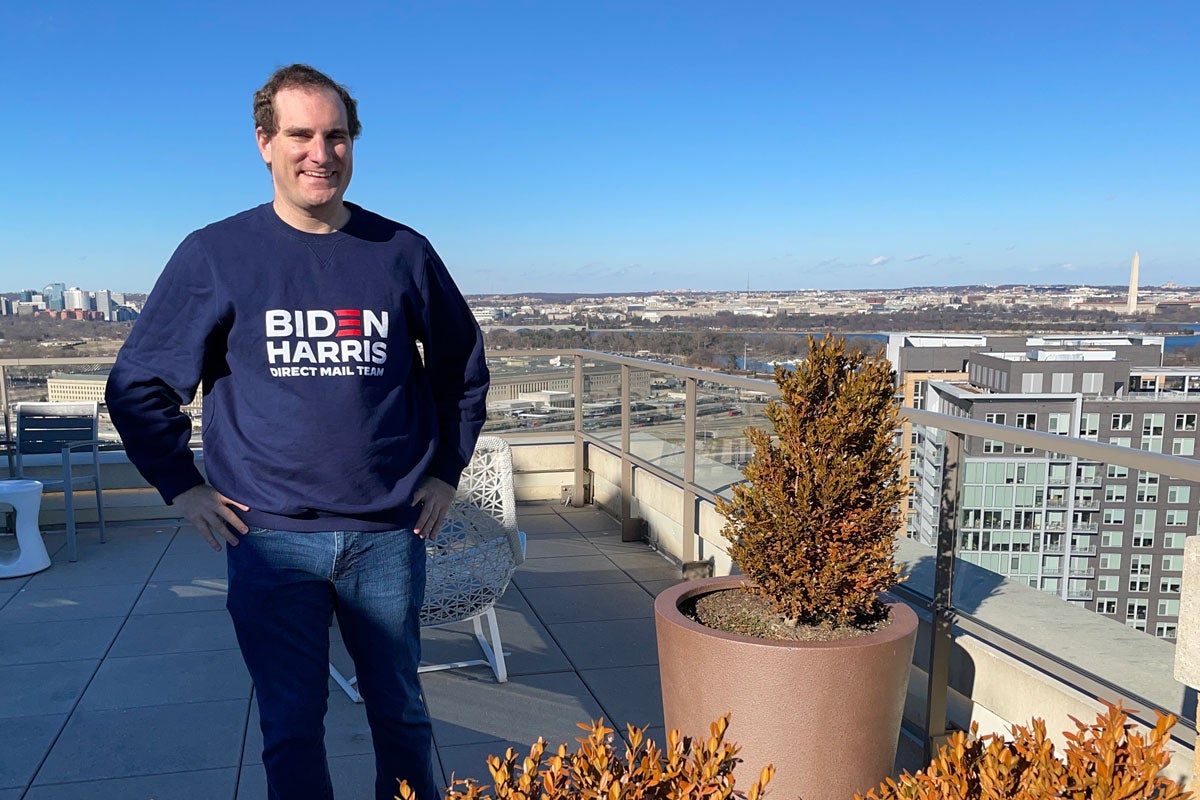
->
<box><xmin>107</xmin><ymin>64</ymin><xmax>489</xmax><ymax>800</ymax></box>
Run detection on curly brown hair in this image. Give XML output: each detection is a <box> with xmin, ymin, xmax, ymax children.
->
<box><xmin>253</xmin><ymin>64</ymin><xmax>361</xmax><ymax>140</ymax></box>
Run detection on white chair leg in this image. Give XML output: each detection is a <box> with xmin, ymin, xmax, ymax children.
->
<box><xmin>472</xmin><ymin>609</ymin><xmax>508</xmax><ymax>683</ymax></box>
<box><xmin>329</xmin><ymin>662</ymin><xmax>362</xmax><ymax>703</ymax></box>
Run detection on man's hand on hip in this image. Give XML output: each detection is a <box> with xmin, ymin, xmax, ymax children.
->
<box><xmin>173</xmin><ymin>484</ymin><xmax>250</xmax><ymax>551</ymax></box>
<box><xmin>412</xmin><ymin>476</ymin><xmax>454</xmax><ymax>539</ymax></box>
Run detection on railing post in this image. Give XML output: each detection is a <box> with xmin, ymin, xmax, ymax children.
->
<box><xmin>682</xmin><ymin>376</ymin><xmax>698</xmax><ymax>563</ymax></box>
<box><xmin>572</xmin><ymin>353</ymin><xmax>586</xmax><ymax>507</ymax></box>
<box><xmin>620</xmin><ymin>364</ymin><xmax>638</xmax><ymax>540</ymax></box>
<box><xmin>926</xmin><ymin>427</ymin><xmax>962</xmax><ymax>760</ymax></box>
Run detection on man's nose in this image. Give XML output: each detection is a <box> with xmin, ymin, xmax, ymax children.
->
<box><xmin>308</xmin><ymin>137</ymin><xmax>329</xmax><ymax>163</ymax></box>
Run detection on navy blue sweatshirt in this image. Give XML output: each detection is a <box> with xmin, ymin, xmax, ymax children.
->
<box><xmin>107</xmin><ymin>202</ymin><xmax>490</xmax><ymax>532</ymax></box>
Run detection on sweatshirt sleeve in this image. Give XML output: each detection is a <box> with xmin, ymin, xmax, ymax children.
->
<box><xmin>106</xmin><ymin>235</ymin><xmax>223</xmax><ymax>504</ymax></box>
<box><xmin>416</xmin><ymin>240</ymin><xmax>490</xmax><ymax>488</ymax></box>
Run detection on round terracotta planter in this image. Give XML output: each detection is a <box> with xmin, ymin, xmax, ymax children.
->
<box><xmin>655</xmin><ymin>576</ymin><xmax>918</xmax><ymax>800</ymax></box>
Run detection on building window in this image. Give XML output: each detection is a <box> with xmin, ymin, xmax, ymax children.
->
<box><xmin>1104</xmin><ymin>486</ymin><xmax>1126</xmax><ymax>503</ymax></box>
<box><xmin>1171</xmin><ymin>438</ymin><xmax>1195</xmax><ymax>456</ymax></box>
<box><xmin>1127</xmin><ymin>599</ymin><xmax>1148</xmax><ymax>621</ymax></box>
<box><xmin>1079</xmin><ymin>413</ymin><xmax>1099</xmax><ymax>439</ymax></box>
<box><xmin>1164</xmin><ymin>533</ymin><xmax>1185</xmax><ymax>549</ymax></box>
<box><xmin>1161</xmin><ymin>577</ymin><xmax>1182</xmax><ymax>594</ymax></box>
<box><xmin>1111</xmin><ymin>413</ymin><xmax>1133</xmax><ymax>431</ymax></box>
<box><xmin>1096</xmin><ymin>599</ymin><xmax>1118</xmax><ymax>614</ymax></box>
<box><xmin>983</xmin><ymin>439</ymin><xmax>1004</xmax><ymax>454</ymax></box>
<box><xmin>1102</xmin><ymin>510</ymin><xmax>1125</xmax><ymax>527</ymax></box>
<box><xmin>1142</xmin><ymin>414</ymin><xmax>1165</xmax><ymax>436</ymax></box>
<box><xmin>1165</xmin><ymin>511</ymin><xmax>1188</xmax><ymax>527</ymax></box>
<box><xmin>1107</xmin><ymin>463</ymin><xmax>1128</xmax><ymax>478</ymax></box>
<box><xmin>1016</xmin><ymin>413</ymin><xmax>1036</xmax><ymax>430</ymax></box>
<box><xmin>1109</xmin><ymin>437</ymin><xmax>1131</xmax><ymax>449</ymax></box>
<box><xmin>1176</xmin><ymin>413</ymin><xmax>1198</xmax><ymax>432</ymax></box>
<box><xmin>1051</xmin><ymin>373</ymin><xmax>1074</xmax><ymax>393</ymax></box>
<box><xmin>1100</xmin><ymin>530</ymin><xmax>1123</xmax><ymax>547</ymax></box>
<box><xmin>1097</xmin><ymin>575</ymin><xmax>1119</xmax><ymax>592</ymax></box>
<box><xmin>1099</xmin><ymin>553</ymin><xmax>1121</xmax><ymax>570</ymax></box>
<box><xmin>1022</xmin><ymin>373</ymin><xmax>1043</xmax><ymax>393</ymax></box>
<box><xmin>985</xmin><ymin>412</ymin><xmax>1006</xmax><ymax>425</ymax></box>
<box><xmin>1048</xmin><ymin>412</ymin><xmax>1071</xmax><ymax>435</ymax></box>
<box><xmin>1157</xmin><ymin>624</ymin><xmax>1178</xmax><ymax>639</ymax></box>
<box><xmin>1130</xmin><ymin>554</ymin><xmax>1152</xmax><ymax>575</ymax></box>
<box><xmin>1159</xmin><ymin>599</ymin><xmax>1180</xmax><ymax>617</ymax></box>
<box><xmin>1082</xmin><ymin>373</ymin><xmax>1104</xmax><ymax>394</ymax></box>
<box><xmin>1168</xmin><ymin>486</ymin><xmax>1191</xmax><ymax>504</ymax></box>
<box><xmin>1162</xmin><ymin>555</ymin><xmax>1184</xmax><ymax>572</ymax></box>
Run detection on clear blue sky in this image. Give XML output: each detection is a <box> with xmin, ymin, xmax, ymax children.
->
<box><xmin>2</xmin><ymin>1</ymin><xmax>1197</xmax><ymax>295</ymax></box>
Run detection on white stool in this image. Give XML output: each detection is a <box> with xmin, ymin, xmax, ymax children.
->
<box><xmin>0</xmin><ymin>480</ymin><xmax>50</xmax><ymax>578</ymax></box>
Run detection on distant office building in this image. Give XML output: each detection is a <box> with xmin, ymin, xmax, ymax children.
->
<box><xmin>63</xmin><ymin>287</ymin><xmax>91</xmax><ymax>311</ymax></box>
<box><xmin>113</xmin><ymin>306</ymin><xmax>139</xmax><ymax>322</ymax></box>
<box><xmin>95</xmin><ymin>289</ymin><xmax>114</xmax><ymax>321</ymax></box>
<box><xmin>0</xmin><ymin>297</ymin><xmax>11</xmax><ymax>316</ymax></box>
<box><xmin>902</xmin><ymin>337</ymin><xmax>1200</xmax><ymax>641</ymax></box>
<box><xmin>48</xmin><ymin>372</ymin><xmax>203</xmax><ymax>416</ymax></box>
<box><xmin>19</xmin><ymin>289</ymin><xmax>35</xmax><ymax>302</ymax></box>
<box><xmin>43</xmin><ymin>283</ymin><xmax>65</xmax><ymax>312</ymax></box>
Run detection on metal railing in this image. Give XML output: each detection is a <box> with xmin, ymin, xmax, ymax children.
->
<box><xmin>8</xmin><ymin>350</ymin><xmax>1200</xmax><ymax>761</ymax></box>
<box><xmin>561</xmin><ymin>349</ymin><xmax>1200</xmax><ymax>760</ymax></box>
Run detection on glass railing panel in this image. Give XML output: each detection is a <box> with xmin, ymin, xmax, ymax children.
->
<box><xmin>693</xmin><ymin>379</ymin><xmax>769</xmax><ymax>498</ymax></box>
<box><xmin>623</xmin><ymin>367</ymin><xmax>686</xmax><ymax>477</ymax></box>
<box><xmin>480</xmin><ymin>352</ymin><xmax>578</xmax><ymax>435</ymax></box>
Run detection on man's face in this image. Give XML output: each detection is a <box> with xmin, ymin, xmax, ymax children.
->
<box><xmin>256</xmin><ymin>86</ymin><xmax>353</xmax><ymax>222</ymax></box>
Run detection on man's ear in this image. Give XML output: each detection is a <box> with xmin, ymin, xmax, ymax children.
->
<box><xmin>256</xmin><ymin>127</ymin><xmax>273</xmax><ymax>168</ymax></box>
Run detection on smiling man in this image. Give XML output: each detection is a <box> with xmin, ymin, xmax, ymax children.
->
<box><xmin>106</xmin><ymin>64</ymin><xmax>489</xmax><ymax>800</ymax></box>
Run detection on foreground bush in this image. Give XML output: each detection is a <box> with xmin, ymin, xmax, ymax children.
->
<box><xmin>857</xmin><ymin>703</ymin><xmax>1189</xmax><ymax>800</ymax></box>
<box><xmin>397</xmin><ymin>715</ymin><xmax>772</xmax><ymax>800</ymax></box>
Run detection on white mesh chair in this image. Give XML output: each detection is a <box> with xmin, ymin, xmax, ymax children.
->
<box><xmin>13</xmin><ymin>402</ymin><xmax>107</xmax><ymax>562</ymax></box>
<box><xmin>330</xmin><ymin>436</ymin><xmax>526</xmax><ymax>702</ymax></box>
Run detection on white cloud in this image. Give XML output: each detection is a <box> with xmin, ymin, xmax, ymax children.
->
<box><xmin>1061</xmin><ymin>263</ymin><xmax>1077</xmax><ymax>271</ymax></box>
<box><xmin>869</xmin><ymin>256</ymin><xmax>890</xmax><ymax>266</ymax></box>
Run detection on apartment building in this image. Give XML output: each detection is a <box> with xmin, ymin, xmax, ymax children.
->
<box><xmin>900</xmin><ymin>337</ymin><xmax>1199</xmax><ymax>640</ymax></box>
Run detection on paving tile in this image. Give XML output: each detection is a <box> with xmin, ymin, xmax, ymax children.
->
<box><xmin>579</xmin><ymin>665</ymin><xmax>664</xmax><ymax>732</ymax></box>
<box><xmin>581</xmin><ymin>530</ymin><xmax>653</xmax><ymax>551</ymax></box>
<box><xmin>109</xmin><ymin>609</ymin><xmax>239</xmax><ymax>657</ymax></box>
<box><xmin>23</xmin><ymin>767</ymin><xmax>238</xmax><ymax>800</ymax></box>
<box><xmin>639</xmin><ymin>578</ymin><xmax>684</xmax><ymax>597</ymax></box>
<box><xmin>236</xmin><ymin>753</ymin><xmax>377</xmax><ymax>800</ymax></box>
<box><xmin>423</xmin><ymin>670</ymin><xmax>605</xmax><ymax>749</ymax></box>
<box><xmin>438</xmin><ymin>738</ymin><xmax>528</xmax><ymax>788</ymax></box>
<box><xmin>522</xmin><ymin>535</ymin><xmax>600</xmax><ymax>560</ymax></box>
<box><xmin>241</xmin><ymin>691</ymin><xmax>375</xmax><ymax>765</ymax></box>
<box><xmin>0</xmin><ymin>583</ymin><xmax>143</xmax><ymax>623</ymax></box>
<box><xmin>25</xmin><ymin>536</ymin><xmax>166</xmax><ymax>590</ymax></box>
<box><xmin>0</xmin><ymin>714</ymin><xmax>64</xmax><ymax>790</ymax></box>
<box><xmin>607</xmin><ymin>551</ymin><xmax>682</xmax><ymax>583</ymax></box>
<box><xmin>0</xmin><ymin>790</ymin><xmax>20</xmax><ymax>800</ymax></box>
<box><xmin>522</xmin><ymin>583</ymin><xmax>655</xmax><ymax>624</ymax></box>
<box><xmin>79</xmin><ymin>649</ymin><xmax>250</xmax><ymax>711</ymax></box>
<box><xmin>36</xmin><ymin>699</ymin><xmax>249</xmax><ymax>784</ymax></box>
<box><xmin>513</xmin><ymin>555</ymin><xmax>629</xmax><ymax>589</ymax></box>
<box><xmin>516</xmin><ymin>503</ymin><xmax>561</xmax><ymax>517</ymax></box>
<box><xmin>0</xmin><ymin>616</ymin><xmax>123</xmax><ymax>666</ymax></box>
<box><xmin>0</xmin><ymin>590</ymin><xmax>18</xmax><ymax>609</ymax></box>
<box><xmin>421</xmin><ymin>590</ymin><xmax>571</xmax><ymax>677</ymax></box>
<box><xmin>0</xmin><ymin>660</ymin><xmax>96</xmax><ymax>718</ymax></box>
<box><xmin>516</xmin><ymin>514</ymin><xmax>573</xmax><ymax>536</ymax></box>
<box><xmin>151</xmin><ymin>550</ymin><xmax>227</xmax><ymax>582</ymax></box>
<box><xmin>132</xmin><ymin>579</ymin><xmax>229</xmax><ymax>615</ymax></box>
<box><xmin>547</xmin><ymin>618</ymin><xmax>659</xmax><ymax>670</ymax></box>
<box><xmin>559</xmin><ymin>508</ymin><xmax>620</xmax><ymax>534</ymax></box>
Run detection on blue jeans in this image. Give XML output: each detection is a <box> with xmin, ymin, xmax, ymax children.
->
<box><xmin>227</xmin><ymin>528</ymin><xmax>438</xmax><ymax>800</ymax></box>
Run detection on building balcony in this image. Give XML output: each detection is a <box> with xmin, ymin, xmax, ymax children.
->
<box><xmin>2</xmin><ymin>351</ymin><xmax>1198</xmax><ymax>794</ymax></box>
<box><xmin>1072</xmin><ymin>521</ymin><xmax>1099</xmax><ymax>533</ymax></box>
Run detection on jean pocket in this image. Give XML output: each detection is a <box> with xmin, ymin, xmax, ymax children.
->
<box><xmin>245</xmin><ymin>526</ymin><xmax>273</xmax><ymax>536</ymax></box>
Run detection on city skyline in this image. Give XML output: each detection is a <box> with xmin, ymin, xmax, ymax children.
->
<box><xmin>2</xmin><ymin>2</ymin><xmax>1197</xmax><ymax>294</ymax></box>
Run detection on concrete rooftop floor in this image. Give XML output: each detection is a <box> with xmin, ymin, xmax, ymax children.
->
<box><xmin>1</xmin><ymin>502</ymin><xmax>922</xmax><ymax>799</ymax></box>
<box><xmin>0</xmin><ymin>503</ymin><xmax>690</xmax><ymax>799</ymax></box>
